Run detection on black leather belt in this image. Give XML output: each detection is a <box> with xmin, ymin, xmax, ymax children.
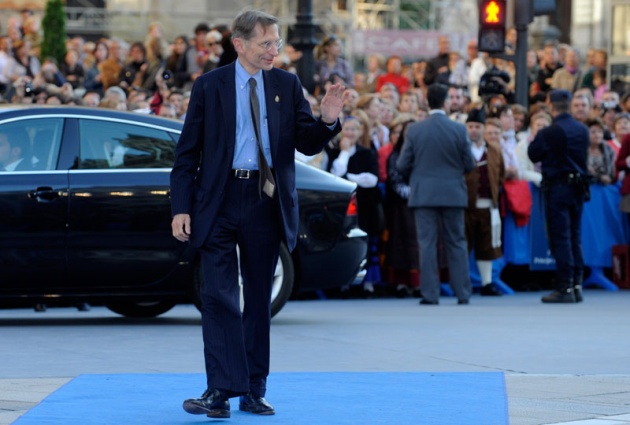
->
<box><xmin>232</xmin><ymin>169</ymin><xmax>260</xmax><ymax>179</ymax></box>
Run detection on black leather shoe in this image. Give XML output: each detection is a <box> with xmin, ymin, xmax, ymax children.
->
<box><xmin>419</xmin><ymin>299</ymin><xmax>438</xmax><ymax>305</ymax></box>
<box><xmin>480</xmin><ymin>283</ymin><xmax>502</xmax><ymax>296</ymax></box>
<box><xmin>541</xmin><ymin>289</ymin><xmax>576</xmax><ymax>303</ymax></box>
<box><xmin>457</xmin><ymin>299</ymin><xmax>469</xmax><ymax>305</ymax></box>
<box><xmin>239</xmin><ymin>392</ymin><xmax>275</xmax><ymax>415</ymax></box>
<box><xmin>183</xmin><ymin>388</ymin><xmax>230</xmax><ymax>418</ymax></box>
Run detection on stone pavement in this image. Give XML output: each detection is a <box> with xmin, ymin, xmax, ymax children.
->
<box><xmin>1</xmin><ymin>290</ymin><xmax>629</xmax><ymax>425</ymax></box>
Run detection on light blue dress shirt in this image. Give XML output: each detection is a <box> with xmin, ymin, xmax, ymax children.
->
<box><xmin>233</xmin><ymin>61</ymin><xmax>273</xmax><ymax>169</ymax></box>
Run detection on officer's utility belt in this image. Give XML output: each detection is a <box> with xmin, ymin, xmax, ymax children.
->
<box><xmin>543</xmin><ymin>172</ymin><xmax>585</xmax><ymax>186</ymax></box>
<box><xmin>542</xmin><ymin>173</ymin><xmax>590</xmax><ymax>200</ymax></box>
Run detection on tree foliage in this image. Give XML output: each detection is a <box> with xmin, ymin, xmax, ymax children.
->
<box><xmin>40</xmin><ymin>0</ymin><xmax>67</xmax><ymax>63</ymax></box>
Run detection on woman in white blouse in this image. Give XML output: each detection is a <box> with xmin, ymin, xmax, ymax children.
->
<box><xmin>331</xmin><ymin>111</ymin><xmax>384</xmax><ymax>297</ymax></box>
<box><xmin>515</xmin><ymin>110</ymin><xmax>552</xmax><ymax>186</ymax></box>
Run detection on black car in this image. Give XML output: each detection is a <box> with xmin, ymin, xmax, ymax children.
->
<box><xmin>0</xmin><ymin>106</ymin><xmax>367</xmax><ymax>317</ymax></box>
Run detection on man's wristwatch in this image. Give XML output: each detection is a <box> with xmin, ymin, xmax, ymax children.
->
<box><xmin>321</xmin><ymin>118</ymin><xmax>336</xmax><ymax>126</ymax></box>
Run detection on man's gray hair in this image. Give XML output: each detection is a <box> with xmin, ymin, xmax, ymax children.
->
<box><xmin>231</xmin><ymin>9</ymin><xmax>278</xmax><ymax>40</ymax></box>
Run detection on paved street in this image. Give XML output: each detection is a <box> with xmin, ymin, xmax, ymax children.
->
<box><xmin>1</xmin><ymin>290</ymin><xmax>630</xmax><ymax>424</ymax></box>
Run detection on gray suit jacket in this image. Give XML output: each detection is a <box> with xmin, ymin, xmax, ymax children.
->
<box><xmin>396</xmin><ymin>112</ymin><xmax>475</xmax><ymax>208</ymax></box>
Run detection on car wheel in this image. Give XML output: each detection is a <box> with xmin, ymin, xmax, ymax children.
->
<box><xmin>192</xmin><ymin>243</ymin><xmax>295</xmax><ymax>318</ymax></box>
<box><xmin>105</xmin><ymin>301</ymin><xmax>176</xmax><ymax>318</ymax></box>
<box><xmin>270</xmin><ymin>243</ymin><xmax>294</xmax><ymax>317</ymax></box>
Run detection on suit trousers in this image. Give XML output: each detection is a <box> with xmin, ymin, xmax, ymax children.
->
<box><xmin>414</xmin><ymin>207</ymin><xmax>471</xmax><ymax>303</ymax></box>
<box><xmin>198</xmin><ymin>176</ymin><xmax>281</xmax><ymax>397</ymax></box>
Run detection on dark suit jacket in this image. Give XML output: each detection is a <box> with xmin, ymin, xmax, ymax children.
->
<box><xmin>170</xmin><ymin>62</ymin><xmax>341</xmax><ymax>251</ymax></box>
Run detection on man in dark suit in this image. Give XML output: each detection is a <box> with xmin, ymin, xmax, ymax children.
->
<box><xmin>170</xmin><ymin>10</ymin><xmax>346</xmax><ymax>419</ymax></box>
<box><xmin>0</xmin><ymin>129</ymin><xmax>33</xmax><ymax>172</ymax></box>
<box><xmin>397</xmin><ymin>83</ymin><xmax>475</xmax><ymax>305</ymax></box>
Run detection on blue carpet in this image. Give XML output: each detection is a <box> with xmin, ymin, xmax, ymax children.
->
<box><xmin>14</xmin><ymin>372</ymin><xmax>508</xmax><ymax>425</ymax></box>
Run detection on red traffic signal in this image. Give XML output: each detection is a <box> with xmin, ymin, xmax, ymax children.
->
<box><xmin>478</xmin><ymin>0</ymin><xmax>506</xmax><ymax>53</ymax></box>
<box><xmin>480</xmin><ymin>0</ymin><xmax>506</xmax><ymax>25</ymax></box>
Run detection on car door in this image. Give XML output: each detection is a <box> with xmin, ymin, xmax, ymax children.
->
<box><xmin>0</xmin><ymin>117</ymin><xmax>68</xmax><ymax>290</ymax></box>
<box><xmin>66</xmin><ymin>117</ymin><xmax>181</xmax><ymax>289</ymax></box>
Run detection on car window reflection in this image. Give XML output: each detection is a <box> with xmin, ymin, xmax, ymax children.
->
<box><xmin>0</xmin><ymin>118</ymin><xmax>63</xmax><ymax>171</ymax></box>
<box><xmin>79</xmin><ymin>119</ymin><xmax>176</xmax><ymax>169</ymax></box>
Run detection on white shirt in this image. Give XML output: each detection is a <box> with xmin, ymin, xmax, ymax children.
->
<box><xmin>515</xmin><ymin>134</ymin><xmax>542</xmax><ymax>186</ymax></box>
<box><xmin>501</xmin><ymin>130</ymin><xmax>520</xmax><ymax>172</ymax></box>
<box><xmin>0</xmin><ymin>52</ymin><xmax>10</xmax><ymax>84</ymax></box>
<box><xmin>3</xmin><ymin>158</ymin><xmax>25</xmax><ymax>172</ymax></box>
<box><xmin>471</xmin><ymin>142</ymin><xmax>486</xmax><ymax>162</ymax></box>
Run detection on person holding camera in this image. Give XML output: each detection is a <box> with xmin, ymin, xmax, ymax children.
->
<box><xmin>119</xmin><ymin>42</ymin><xmax>147</xmax><ymax>91</ymax></box>
<box><xmin>528</xmin><ymin>90</ymin><xmax>590</xmax><ymax>303</ymax></box>
<box><xmin>164</xmin><ymin>35</ymin><xmax>196</xmax><ymax>90</ymax></box>
<box><xmin>478</xmin><ymin>57</ymin><xmax>513</xmax><ymax>103</ymax></box>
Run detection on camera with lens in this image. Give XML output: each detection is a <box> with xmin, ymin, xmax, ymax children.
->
<box><xmin>162</xmin><ymin>70</ymin><xmax>171</xmax><ymax>81</ymax></box>
<box><xmin>24</xmin><ymin>82</ymin><xmax>34</xmax><ymax>97</ymax></box>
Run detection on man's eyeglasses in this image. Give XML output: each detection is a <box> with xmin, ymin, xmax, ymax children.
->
<box><xmin>257</xmin><ymin>39</ymin><xmax>283</xmax><ymax>52</ymax></box>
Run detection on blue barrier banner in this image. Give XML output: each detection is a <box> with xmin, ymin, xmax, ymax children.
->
<box><xmin>581</xmin><ymin>184</ymin><xmax>630</xmax><ymax>267</ymax></box>
<box><xmin>502</xmin><ymin>210</ymin><xmax>531</xmax><ymax>265</ymax></box>
<box><xmin>504</xmin><ymin>183</ymin><xmax>629</xmax><ymax>271</ymax></box>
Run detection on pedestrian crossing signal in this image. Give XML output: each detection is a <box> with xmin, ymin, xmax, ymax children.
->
<box><xmin>483</xmin><ymin>0</ymin><xmax>504</xmax><ymax>24</ymax></box>
<box><xmin>478</xmin><ymin>0</ymin><xmax>506</xmax><ymax>53</ymax></box>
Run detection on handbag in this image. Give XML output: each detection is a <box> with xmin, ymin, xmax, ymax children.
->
<box><xmin>501</xmin><ymin>179</ymin><xmax>533</xmax><ymax>227</ymax></box>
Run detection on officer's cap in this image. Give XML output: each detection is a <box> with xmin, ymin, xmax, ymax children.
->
<box><xmin>549</xmin><ymin>89</ymin><xmax>572</xmax><ymax>103</ymax></box>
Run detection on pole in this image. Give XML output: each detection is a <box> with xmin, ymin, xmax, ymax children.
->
<box><xmin>513</xmin><ymin>0</ymin><xmax>534</xmax><ymax>108</ymax></box>
<box><xmin>513</xmin><ymin>24</ymin><xmax>529</xmax><ymax>108</ymax></box>
<box><xmin>291</xmin><ymin>0</ymin><xmax>318</xmax><ymax>95</ymax></box>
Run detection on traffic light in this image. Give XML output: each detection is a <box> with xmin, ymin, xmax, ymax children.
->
<box><xmin>514</xmin><ymin>0</ymin><xmax>557</xmax><ymax>26</ymax></box>
<box><xmin>478</xmin><ymin>0</ymin><xmax>507</xmax><ymax>53</ymax></box>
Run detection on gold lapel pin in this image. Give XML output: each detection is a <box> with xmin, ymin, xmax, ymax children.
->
<box><xmin>275</xmin><ymin>96</ymin><xmax>279</xmax><ymax>103</ymax></box>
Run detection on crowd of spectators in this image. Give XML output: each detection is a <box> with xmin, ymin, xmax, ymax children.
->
<box><xmin>295</xmin><ymin>28</ymin><xmax>630</xmax><ymax>298</ymax></box>
<box><xmin>1</xmin><ymin>12</ymin><xmax>630</xmax><ymax>298</ymax></box>
<box><xmin>0</xmin><ymin>11</ymin><xmax>241</xmax><ymax>120</ymax></box>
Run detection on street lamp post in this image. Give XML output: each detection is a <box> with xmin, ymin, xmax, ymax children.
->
<box><xmin>290</xmin><ymin>0</ymin><xmax>318</xmax><ymax>94</ymax></box>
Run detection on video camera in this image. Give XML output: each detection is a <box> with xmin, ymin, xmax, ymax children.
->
<box><xmin>478</xmin><ymin>66</ymin><xmax>510</xmax><ymax>97</ymax></box>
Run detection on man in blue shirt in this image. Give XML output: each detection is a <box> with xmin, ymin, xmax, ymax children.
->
<box><xmin>170</xmin><ymin>9</ymin><xmax>346</xmax><ymax>418</ymax></box>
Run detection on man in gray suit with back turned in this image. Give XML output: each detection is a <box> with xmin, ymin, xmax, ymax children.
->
<box><xmin>397</xmin><ymin>83</ymin><xmax>475</xmax><ymax>305</ymax></box>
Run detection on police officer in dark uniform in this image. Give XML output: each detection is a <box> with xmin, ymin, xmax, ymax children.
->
<box><xmin>528</xmin><ymin>89</ymin><xmax>590</xmax><ymax>303</ymax></box>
